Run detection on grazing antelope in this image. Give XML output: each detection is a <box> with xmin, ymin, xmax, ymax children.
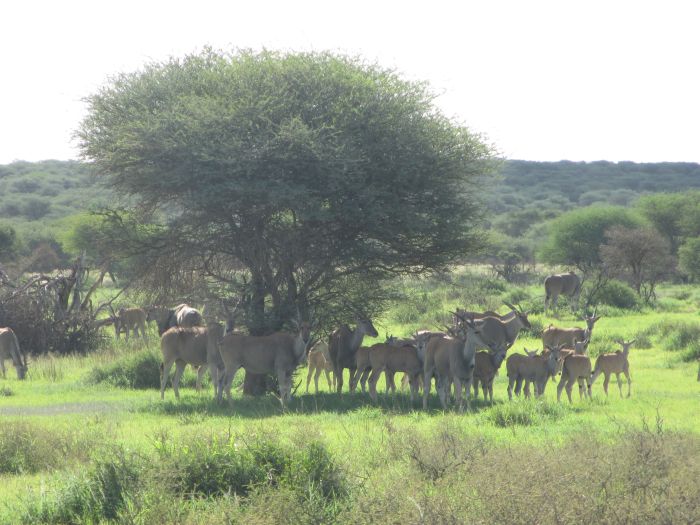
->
<box><xmin>542</xmin><ymin>311</ymin><xmax>601</xmax><ymax>350</ymax></box>
<box><xmin>506</xmin><ymin>347</ymin><xmax>561</xmax><ymax>400</ymax></box>
<box><xmin>306</xmin><ymin>341</ymin><xmax>335</xmax><ymax>393</ymax></box>
<box><xmin>113</xmin><ymin>307</ymin><xmax>148</xmax><ymax>341</ymax></box>
<box><xmin>159</xmin><ymin>322</ymin><xmax>225</xmax><ymax>399</ymax></box>
<box><xmin>557</xmin><ymin>340</ymin><xmax>592</xmax><ymax>403</ymax></box>
<box><xmin>544</xmin><ymin>271</ymin><xmax>581</xmax><ymax>311</ymax></box>
<box><xmin>217</xmin><ymin>320</ymin><xmax>312</xmax><ymax>406</ymax></box>
<box><xmin>328</xmin><ymin>318</ymin><xmax>378</xmax><ymax>393</ymax></box>
<box><xmin>0</xmin><ymin>327</ymin><xmax>27</xmax><ymax>380</ymax></box>
<box><xmin>590</xmin><ymin>339</ymin><xmax>634</xmax><ymax>397</ymax></box>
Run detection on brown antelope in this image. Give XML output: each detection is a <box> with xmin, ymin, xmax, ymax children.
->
<box><xmin>542</xmin><ymin>311</ymin><xmax>601</xmax><ymax>350</ymax></box>
<box><xmin>367</xmin><ymin>341</ymin><xmax>425</xmax><ymax>403</ymax></box>
<box><xmin>217</xmin><ymin>320</ymin><xmax>312</xmax><ymax>406</ymax></box>
<box><xmin>0</xmin><ymin>327</ymin><xmax>27</xmax><ymax>380</ymax></box>
<box><xmin>590</xmin><ymin>339</ymin><xmax>634</xmax><ymax>397</ymax></box>
<box><xmin>422</xmin><ymin>319</ymin><xmax>493</xmax><ymax>411</ymax></box>
<box><xmin>113</xmin><ymin>307</ymin><xmax>148</xmax><ymax>341</ymax></box>
<box><xmin>506</xmin><ymin>347</ymin><xmax>561</xmax><ymax>400</ymax></box>
<box><xmin>305</xmin><ymin>341</ymin><xmax>335</xmax><ymax>394</ymax></box>
<box><xmin>147</xmin><ymin>303</ymin><xmax>203</xmax><ymax>336</ymax></box>
<box><xmin>328</xmin><ymin>318</ymin><xmax>378</xmax><ymax>393</ymax></box>
<box><xmin>472</xmin><ymin>346</ymin><xmax>508</xmax><ymax>403</ymax></box>
<box><xmin>466</xmin><ymin>303</ymin><xmax>531</xmax><ymax>352</ymax></box>
<box><xmin>159</xmin><ymin>323</ymin><xmax>225</xmax><ymax>399</ymax></box>
<box><xmin>557</xmin><ymin>340</ymin><xmax>592</xmax><ymax>403</ymax></box>
<box><xmin>351</xmin><ymin>345</ymin><xmax>372</xmax><ymax>393</ymax></box>
<box><xmin>544</xmin><ymin>271</ymin><xmax>581</xmax><ymax>311</ymax></box>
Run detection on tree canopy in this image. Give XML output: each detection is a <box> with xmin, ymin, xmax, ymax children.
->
<box><xmin>78</xmin><ymin>49</ymin><xmax>495</xmax><ymax>331</ymax></box>
<box><xmin>539</xmin><ymin>206</ymin><xmax>643</xmax><ymax>274</ymax></box>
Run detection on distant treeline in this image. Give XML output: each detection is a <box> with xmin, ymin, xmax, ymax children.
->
<box><xmin>2</xmin><ymin>159</ymin><xmax>700</xmax><ymax>223</ymax></box>
<box><xmin>488</xmin><ymin>159</ymin><xmax>700</xmax><ymax>214</ymax></box>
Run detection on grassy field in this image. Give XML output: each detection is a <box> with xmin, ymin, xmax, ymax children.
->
<box><xmin>1</xmin><ymin>270</ymin><xmax>699</xmax><ymax>524</ymax></box>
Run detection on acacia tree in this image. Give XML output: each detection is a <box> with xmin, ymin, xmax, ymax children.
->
<box><xmin>539</xmin><ymin>206</ymin><xmax>642</xmax><ymax>307</ymax></box>
<box><xmin>600</xmin><ymin>225</ymin><xmax>674</xmax><ymax>303</ymax></box>
<box><xmin>78</xmin><ymin>49</ymin><xmax>495</xmax><ymax>390</ymax></box>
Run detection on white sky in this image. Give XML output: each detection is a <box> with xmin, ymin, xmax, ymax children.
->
<box><xmin>1</xmin><ymin>0</ymin><xmax>699</xmax><ymax>164</ymax></box>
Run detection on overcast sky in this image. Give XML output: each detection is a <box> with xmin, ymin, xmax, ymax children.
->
<box><xmin>1</xmin><ymin>0</ymin><xmax>698</xmax><ymax>164</ymax></box>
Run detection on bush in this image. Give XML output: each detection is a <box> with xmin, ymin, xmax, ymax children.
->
<box><xmin>594</xmin><ymin>279</ymin><xmax>639</xmax><ymax>309</ymax></box>
<box><xmin>86</xmin><ymin>348</ymin><xmax>201</xmax><ymax>389</ymax></box>
<box><xmin>0</xmin><ymin>421</ymin><xmax>101</xmax><ymax>475</ymax></box>
<box><xmin>19</xmin><ymin>449</ymin><xmax>142</xmax><ymax>524</ymax></box>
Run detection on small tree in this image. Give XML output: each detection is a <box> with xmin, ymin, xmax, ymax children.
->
<box><xmin>539</xmin><ymin>206</ymin><xmax>642</xmax><ymax>307</ymax></box>
<box><xmin>600</xmin><ymin>226</ymin><xmax>673</xmax><ymax>303</ymax></box>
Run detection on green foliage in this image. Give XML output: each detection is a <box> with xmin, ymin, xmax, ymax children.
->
<box><xmin>0</xmin><ymin>421</ymin><xmax>102</xmax><ymax>475</ymax></box>
<box><xmin>679</xmin><ymin>237</ymin><xmax>700</xmax><ymax>281</ymax></box>
<box><xmin>594</xmin><ymin>279</ymin><xmax>640</xmax><ymax>309</ymax></box>
<box><xmin>86</xmin><ymin>348</ymin><xmax>202</xmax><ymax>389</ymax></box>
<box><xmin>485</xmin><ymin>399</ymin><xmax>566</xmax><ymax>427</ymax></box>
<box><xmin>637</xmin><ymin>191</ymin><xmax>700</xmax><ymax>253</ymax></box>
<box><xmin>77</xmin><ymin>48</ymin><xmax>497</xmax><ymax>332</ymax></box>
<box><xmin>539</xmin><ymin>205</ymin><xmax>643</xmax><ymax>271</ymax></box>
<box><xmin>0</xmin><ymin>222</ymin><xmax>19</xmax><ymax>261</ymax></box>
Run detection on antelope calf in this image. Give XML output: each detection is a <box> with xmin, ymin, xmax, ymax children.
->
<box><xmin>472</xmin><ymin>347</ymin><xmax>508</xmax><ymax>404</ymax></box>
<box><xmin>367</xmin><ymin>342</ymin><xmax>424</xmax><ymax>403</ymax></box>
<box><xmin>506</xmin><ymin>347</ymin><xmax>561</xmax><ymax>400</ymax></box>
<box><xmin>590</xmin><ymin>339</ymin><xmax>634</xmax><ymax>397</ymax></box>
<box><xmin>306</xmin><ymin>341</ymin><xmax>335</xmax><ymax>393</ymax></box>
<box><xmin>557</xmin><ymin>344</ymin><xmax>592</xmax><ymax>403</ymax></box>
<box><xmin>114</xmin><ymin>307</ymin><xmax>148</xmax><ymax>341</ymax></box>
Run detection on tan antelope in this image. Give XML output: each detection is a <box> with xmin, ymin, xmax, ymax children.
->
<box><xmin>217</xmin><ymin>320</ymin><xmax>312</xmax><ymax>406</ymax></box>
<box><xmin>506</xmin><ymin>347</ymin><xmax>561</xmax><ymax>400</ymax></box>
<box><xmin>113</xmin><ymin>307</ymin><xmax>148</xmax><ymax>341</ymax></box>
<box><xmin>305</xmin><ymin>341</ymin><xmax>335</xmax><ymax>393</ymax></box>
<box><xmin>544</xmin><ymin>271</ymin><xmax>581</xmax><ymax>311</ymax></box>
<box><xmin>590</xmin><ymin>339</ymin><xmax>634</xmax><ymax>397</ymax></box>
<box><xmin>472</xmin><ymin>346</ymin><xmax>508</xmax><ymax>403</ymax></box>
<box><xmin>159</xmin><ymin>322</ymin><xmax>225</xmax><ymax>399</ymax></box>
<box><xmin>462</xmin><ymin>303</ymin><xmax>531</xmax><ymax>352</ymax></box>
<box><xmin>542</xmin><ymin>311</ymin><xmax>601</xmax><ymax>350</ymax></box>
<box><xmin>351</xmin><ymin>334</ymin><xmax>409</xmax><ymax>393</ymax></box>
<box><xmin>351</xmin><ymin>345</ymin><xmax>372</xmax><ymax>393</ymax></box>
<box><xmin>557</xmin><ymin>340</ymin><xmax>592</xmax><ymax>403</ymax></box>
<box><xmin>0</xmin><ymin>327</ymin><xmax>27</xmax><ymax>380</ymax></box>
<box><xmin>422</xmin><ymin>319</ymin><xmax>493</xmax><ymax>411</ymax></box>
<box><xmin>367</xmin><ymin>340</ymin><xmax>426</xmax><ymax>403</ymax></box>
<box><xmin>328</xmin><ymin>318</ymin><xmax>378</xmax><ymax>393</ymax></box>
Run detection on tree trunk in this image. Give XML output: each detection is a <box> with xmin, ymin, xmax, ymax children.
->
<box><xmin>242</xmin><ymin>270</ymin><xmax>273</xmax><ymax>396</ymax></box>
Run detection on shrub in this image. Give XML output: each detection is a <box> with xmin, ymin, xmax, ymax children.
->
<box><xmin>86</xmin><ymin>348</ymin><xmax>201</xmax><ymax>390</ymax></box>
<box><xmin>485</xmin><ymin>399</ymin><xmax>565</xmax><ymax>427</ymax></box>
<box><xmin>0</xmin><ymin>421</ymin><xmax>101</xmax><ymax>475</ymax></box>
<box><xmin>19</xmin><ymin>449</ymin><xmax>142</xmax><ymax>524</ymax></box>
<box><xmin>594</xmin><ymin>279</ymin><xmax>639</xmax><ymax>309</ymax></box>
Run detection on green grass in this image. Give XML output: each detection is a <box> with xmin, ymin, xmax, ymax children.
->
<box><xmin>1</xmin><ymin>273</ymin><xmax>699</xmax><ymax>523</ymax></box>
